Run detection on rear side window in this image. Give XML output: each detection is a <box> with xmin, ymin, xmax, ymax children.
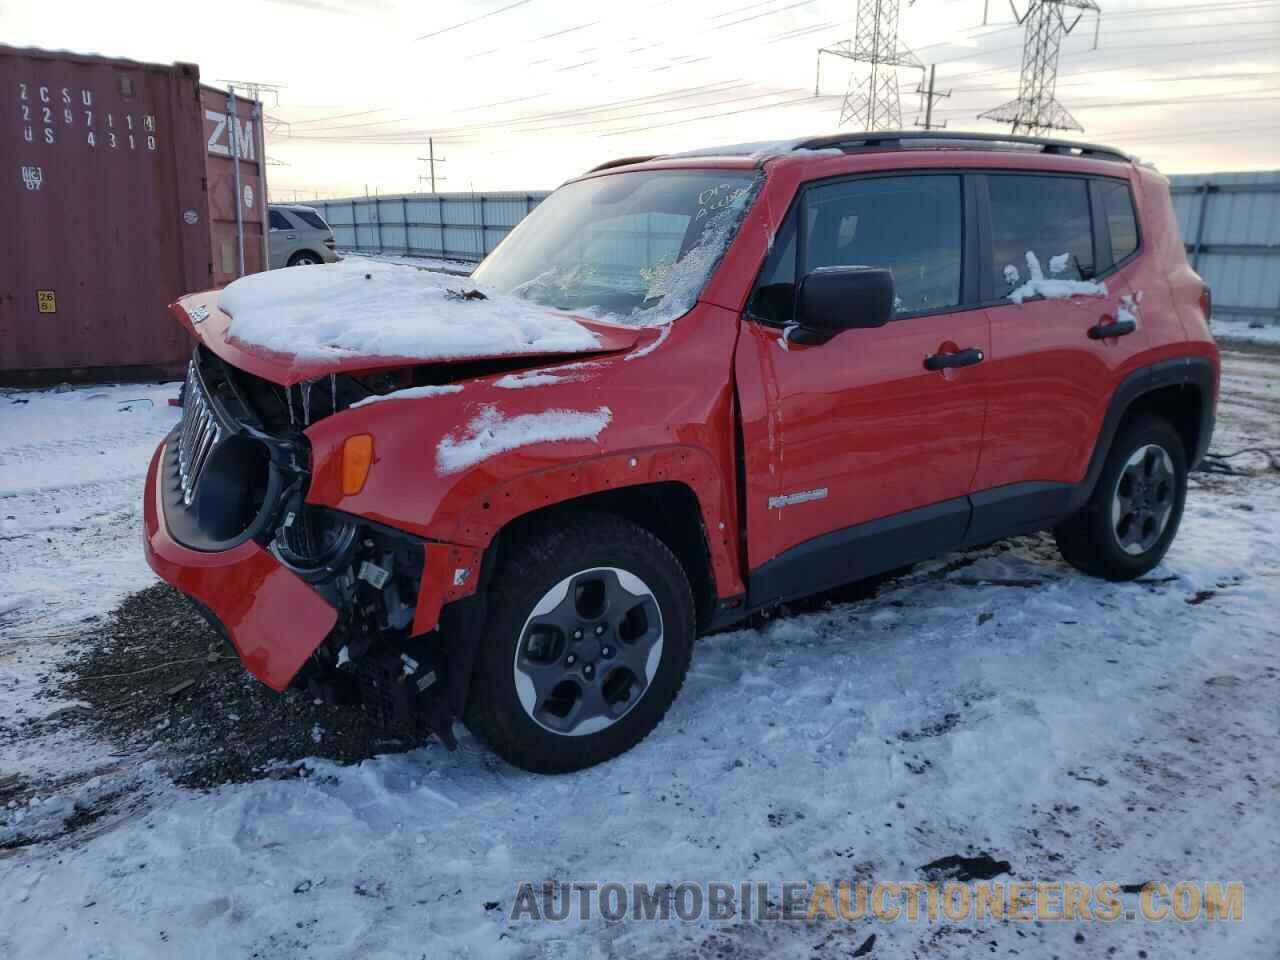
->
<box><xmin>1097</xmin><ymin>179</ymin><xmax>1139</xmax><ymax>264</ymax></box>
<box><xmin>989</xmin><ymin>175</ymin><xmax>1095</xmax><ymax>294</ymax></box>
<box><xmin>292</xmin><ymin>209</ymin><xmax>331</xmax><ymax>231</ymax></box>
<box><xmin>805</xmin><ymin>175</ymin><xmax>963</xmax><ymax>316</ymax></box>
<box><xmin>268</xmin><ymin>209</ymin><xmax>292</xmax><ymax>230</ymax></box>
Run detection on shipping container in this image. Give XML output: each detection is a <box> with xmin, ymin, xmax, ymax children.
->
<box><xmin>201</xmin><ymin>84</ymin><xmax>268</xmax><ymax>287</ymax></box>
<box><xmin>0</xmin><ymin>45</ymin><xmax>267</xmax><ymax>384</ymax></box>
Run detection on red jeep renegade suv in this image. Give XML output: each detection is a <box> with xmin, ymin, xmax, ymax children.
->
<box><xmin>145</xmin><ymin>132</ymin><xmax>1218</xmax><ymax>773</ymax></box>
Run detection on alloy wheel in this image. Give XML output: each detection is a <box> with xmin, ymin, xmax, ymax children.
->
<box><xmin>512</xmin><ymin>567</ymin><xmax>664</xmax><ymax>737</ymax></box>
<box><xmin>1111</xmin><ymin>443</ymin><xmax>1176</xmax><ymax>556</ymax></box>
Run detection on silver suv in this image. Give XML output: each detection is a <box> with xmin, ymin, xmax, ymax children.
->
<box><xmin>268</xmin><ymin>204</ymin><xmax>341</xmax><ymax>269</ymax></box>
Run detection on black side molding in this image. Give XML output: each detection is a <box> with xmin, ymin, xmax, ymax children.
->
<box><xmin>746</xmin><ymin>497</ymin><xmax>970</xmax><ymax>610</ymax></box>
<box><xmin>963</xmin><ymin>481</ymin><xmax>1075</xmax><ymax>548</ymax></box>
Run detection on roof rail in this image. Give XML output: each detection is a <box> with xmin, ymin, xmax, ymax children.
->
<box><xmin>585</xmin><ymin>155</ymin><xmax>659</xmax><ymax>173</ymax></box>
<box><xmin>795</xmin><ymin>130</ymin><xmax>1131</xmax><ymax>164</ymax></box>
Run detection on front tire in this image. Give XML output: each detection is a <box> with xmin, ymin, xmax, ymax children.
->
<box><xmin>1054</xmin><ymin>414</ymin><xmax>1188</xmax><ymax>581</ymax></box>
<box><xmin>465</xmin><ymin>513</ymin><xmax>695</xmax><ymax>774</ymax></box>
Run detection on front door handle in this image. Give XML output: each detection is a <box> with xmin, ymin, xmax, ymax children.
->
<box><xmin>924</xmin><ymin>347</ymin><xmax>985</xmax><ymax>371</ymax></box>
<box><xmin>1088</xmin><ymin>318</ymin><xmax>1136</xmax><ymax>340</ymax></box>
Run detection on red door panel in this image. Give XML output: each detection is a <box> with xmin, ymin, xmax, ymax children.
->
<box><xmin>975</xmin><ymin>172</ymin><xmax>1152</xmax><ymax>490</ymax></box>
<box><xmin>976</xmin><ymin>286</ymin><xmax>1148</xmax><ymax>490</ymax></box>
<box><xmin>736</xmin><ymin>310</ymin><xmax>990</xmax><ymax>570</ymax></box>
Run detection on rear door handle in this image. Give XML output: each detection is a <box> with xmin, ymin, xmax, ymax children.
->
<box><xmin>1088</xmin><ymin>319</ymin><xmax>1136</xmax><ymax>340</ymax></box>
<box><xmin>924</xmin><ymin>347</ymin><xmax>985</xmax><ymax>371</ymax></box>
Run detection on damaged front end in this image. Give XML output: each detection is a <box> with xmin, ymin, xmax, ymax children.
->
<box><xmin>274</xmin><ymin>505</ymin><xmax>466</xmax><ymax>750</ymax></box>
<box><xmin>160</xmin><ymin>345</ymin><xmax>479</xmax><ymax>748</ymax></box>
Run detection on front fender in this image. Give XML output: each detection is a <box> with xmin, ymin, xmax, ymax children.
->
<box><xmin>302</xmin><ymin>304</ymin><xmax>746</xmax><ymax>600</ymax></box>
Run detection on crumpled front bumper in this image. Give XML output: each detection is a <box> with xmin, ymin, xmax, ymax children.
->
<box><xmin>142</xmin><ymin>440</ymin><xmax>337</xmax><ymax>691</ymax></box>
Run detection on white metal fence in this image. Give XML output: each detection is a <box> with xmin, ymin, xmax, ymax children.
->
<box><xmin>311</xmin><ymin>191</ymin><xmax>550</xmax><ymax>264</ymax></box>
<box><xmin>1169</xmin><ymin>171</ymin><xmax>1280</xmax><ymax>325</ymax></box>
<box><xmin>311</xmin><ymin>171</ymin><xmax>1280</xmax><ymax>322</ymax></box>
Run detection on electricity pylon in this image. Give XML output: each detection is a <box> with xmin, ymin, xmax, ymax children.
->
<box><xmin>816</xmin><ymin>0</ymin><xmax>923</xmax><ymax>130</ymax></box>
<box><xmin>978</xmin><ymin>0</ymin><xmax>1101</xmax><ymax>134</ymax></box>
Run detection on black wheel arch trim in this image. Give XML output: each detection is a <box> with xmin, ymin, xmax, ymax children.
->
<box><xmin>1067</xmin><ymin>355</ymin><xmax>1215</xmax><ymax>514</ymax></box>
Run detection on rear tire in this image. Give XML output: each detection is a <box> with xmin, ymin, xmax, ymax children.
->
<box><xmin>464</xmin><ymin>513</ymin><xmax>695</xmax><ymax>774</ymax></box>
<box><xmin>1054</xmin><ymin>414</ymin><xmax>1187</xmax><ymax>581</ymax></box>
<box><xmin>287</xmin><ymin>251</ymin><xmax>322</xmax><ymax>266</ymax></box>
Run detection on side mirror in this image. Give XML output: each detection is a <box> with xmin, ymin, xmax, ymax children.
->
<box><xmin>793</xmin><ymin>266</ymin><xmax>894</xmax><ymax>343</ymax></box>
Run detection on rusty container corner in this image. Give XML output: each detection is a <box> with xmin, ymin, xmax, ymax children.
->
<box><xmin>0</xmin><ymin>45</ymin><xmax>268</xmax><ymax>386</ymax></box>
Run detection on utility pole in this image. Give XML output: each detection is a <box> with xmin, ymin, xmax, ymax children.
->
<box><xmin>978</xmin><ymin>0</ymin><xmax>1101</xmax><ymax>135</ymax></box>
<box><xmin>914</xmin><ymin>64</ymin><xmax>951</xmax><ymax>129</ymax></box>
<box><xmin>417</xmin><ymin>137</ymin><xmax>447</xmax><ymax>193</ymax></box>
<box><xmin>816</xmin><ymin>0</ymin><xmax>923</xmax><ymax>130</ymax></box>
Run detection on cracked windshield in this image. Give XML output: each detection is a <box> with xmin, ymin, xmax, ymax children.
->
<box><xmin>472</xmin><ymin>169</ymin><xmax>758</xmax><ymax>325</ymax></box>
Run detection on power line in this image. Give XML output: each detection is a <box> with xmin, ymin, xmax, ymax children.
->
<box><xmin>932</xmin><ymin>84</ymin><xmax>1280</xmax><ymax>117</ymax></box>
<box><xmin>534</xmin><ymin>19</ymin><xmax>600</xmax><ymax>42</ymax></box>
<box><xmin>283</xmin><ymin>80</ymin><xmax>755</xmax><ymax>142</ymax></box>
<box><xmin>415</xmin><ymin>0</ymin><xmax>536</xmax><ymax>42</ymax></box>
<box><xmin>281</xmin><ymin>107</ymin><xmax>394</xmax><ymax>127</ymax></box>
<box><xmin>601</xmin><ymin>93</ymin><xmax>831</xmax><ymax>137</ymax></box>
<box><xmin>274</xmin><ymin>0</ymin><xmax>1280</xmax><ymax>160</ymax></box>
<box><xmin>713</xmin><ymin>0</ymin><xmax>818</xmax><ymax>30</ymax></box>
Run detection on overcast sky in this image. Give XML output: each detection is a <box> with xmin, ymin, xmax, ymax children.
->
<box><xmin>5</xmin><ymin>0</ymin><xmax>1278</xmax><ymax>198</ymax></box>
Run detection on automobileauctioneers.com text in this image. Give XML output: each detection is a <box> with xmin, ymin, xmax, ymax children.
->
<box><xmin>509</xmin><ymin>880</ymin><xmax>1243</xmax><ymax>924</ymax></box>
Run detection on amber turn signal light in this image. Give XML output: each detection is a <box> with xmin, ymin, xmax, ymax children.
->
<box><xmin>341</xmin><ymin>434</ymin><xmax>374</xmax><ymax>495</ymax></box>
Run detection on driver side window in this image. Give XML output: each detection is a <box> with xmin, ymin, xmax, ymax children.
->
<box><xmin>749</xmin><ymin>174</ymin><xmax>963</xmax><ymax>325</ymax></box>
<box><xmin>807</xmin><ymin>175</ymin><xmax>962</xmax><ymax>316</ymax></box>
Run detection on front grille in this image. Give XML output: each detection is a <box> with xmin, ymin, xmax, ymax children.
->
<box><xmin>177</xmin><ymin>360</ymin><xmax>223</xmax><ymax>506</ymax></box>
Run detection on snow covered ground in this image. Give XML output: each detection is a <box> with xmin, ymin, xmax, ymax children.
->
<box><xmin>1211</xmin><ymin>318</ymin><xmax>1280</xmax><ymax>347</ymax></box>
<box><xmin>1</xmin><ymin>348</ymin><xmax>1278</xmax><ymax>958</ymax></box>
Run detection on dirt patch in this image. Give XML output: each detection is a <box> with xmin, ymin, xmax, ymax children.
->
<box><xmin>52</xmin><ymin>583</ymin><xmax>431</xmax><ymax>788</ymax></box>
<box><xmin>920</xmin><ymin>853</ymin><xmax>1012</xmax><ymax>882</ymax></box>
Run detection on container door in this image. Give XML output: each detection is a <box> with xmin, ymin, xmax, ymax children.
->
<box><xmin>0</xmin><ymin>49</ymin><xmax>208</xmax><ymax>379</ymax></box>
<box><xmin>201</xmin><ymin>86</ymin><xmax>268</xmax><ymax>285</ymax></box>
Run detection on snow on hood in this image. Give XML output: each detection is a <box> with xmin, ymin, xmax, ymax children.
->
<box><xmin>217</xmin><ymin>260</ymin><xmax>604</xmax><ymax>364</ymax></box>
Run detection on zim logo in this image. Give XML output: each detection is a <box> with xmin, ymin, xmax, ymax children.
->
<box><xmin>205</xmin><ymin>110</ymin><xmax>256</xmax><ymax>161</ymax></box>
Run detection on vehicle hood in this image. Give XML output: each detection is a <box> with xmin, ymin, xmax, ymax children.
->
<box><xmin>170</xmin><ymin>261</ymin><xmax>640</xmax><ymax>387</ymax></box>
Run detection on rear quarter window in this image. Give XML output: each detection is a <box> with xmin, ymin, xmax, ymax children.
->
<box><xmin>292</xmin><ymin>209</ymin><xmax>331</xmax><ymax>231</ymax></box>
<box><xmin>1097</xmin><ymin>179</ymin><xmax>1139</xmax><ymax>265</ymax></box>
